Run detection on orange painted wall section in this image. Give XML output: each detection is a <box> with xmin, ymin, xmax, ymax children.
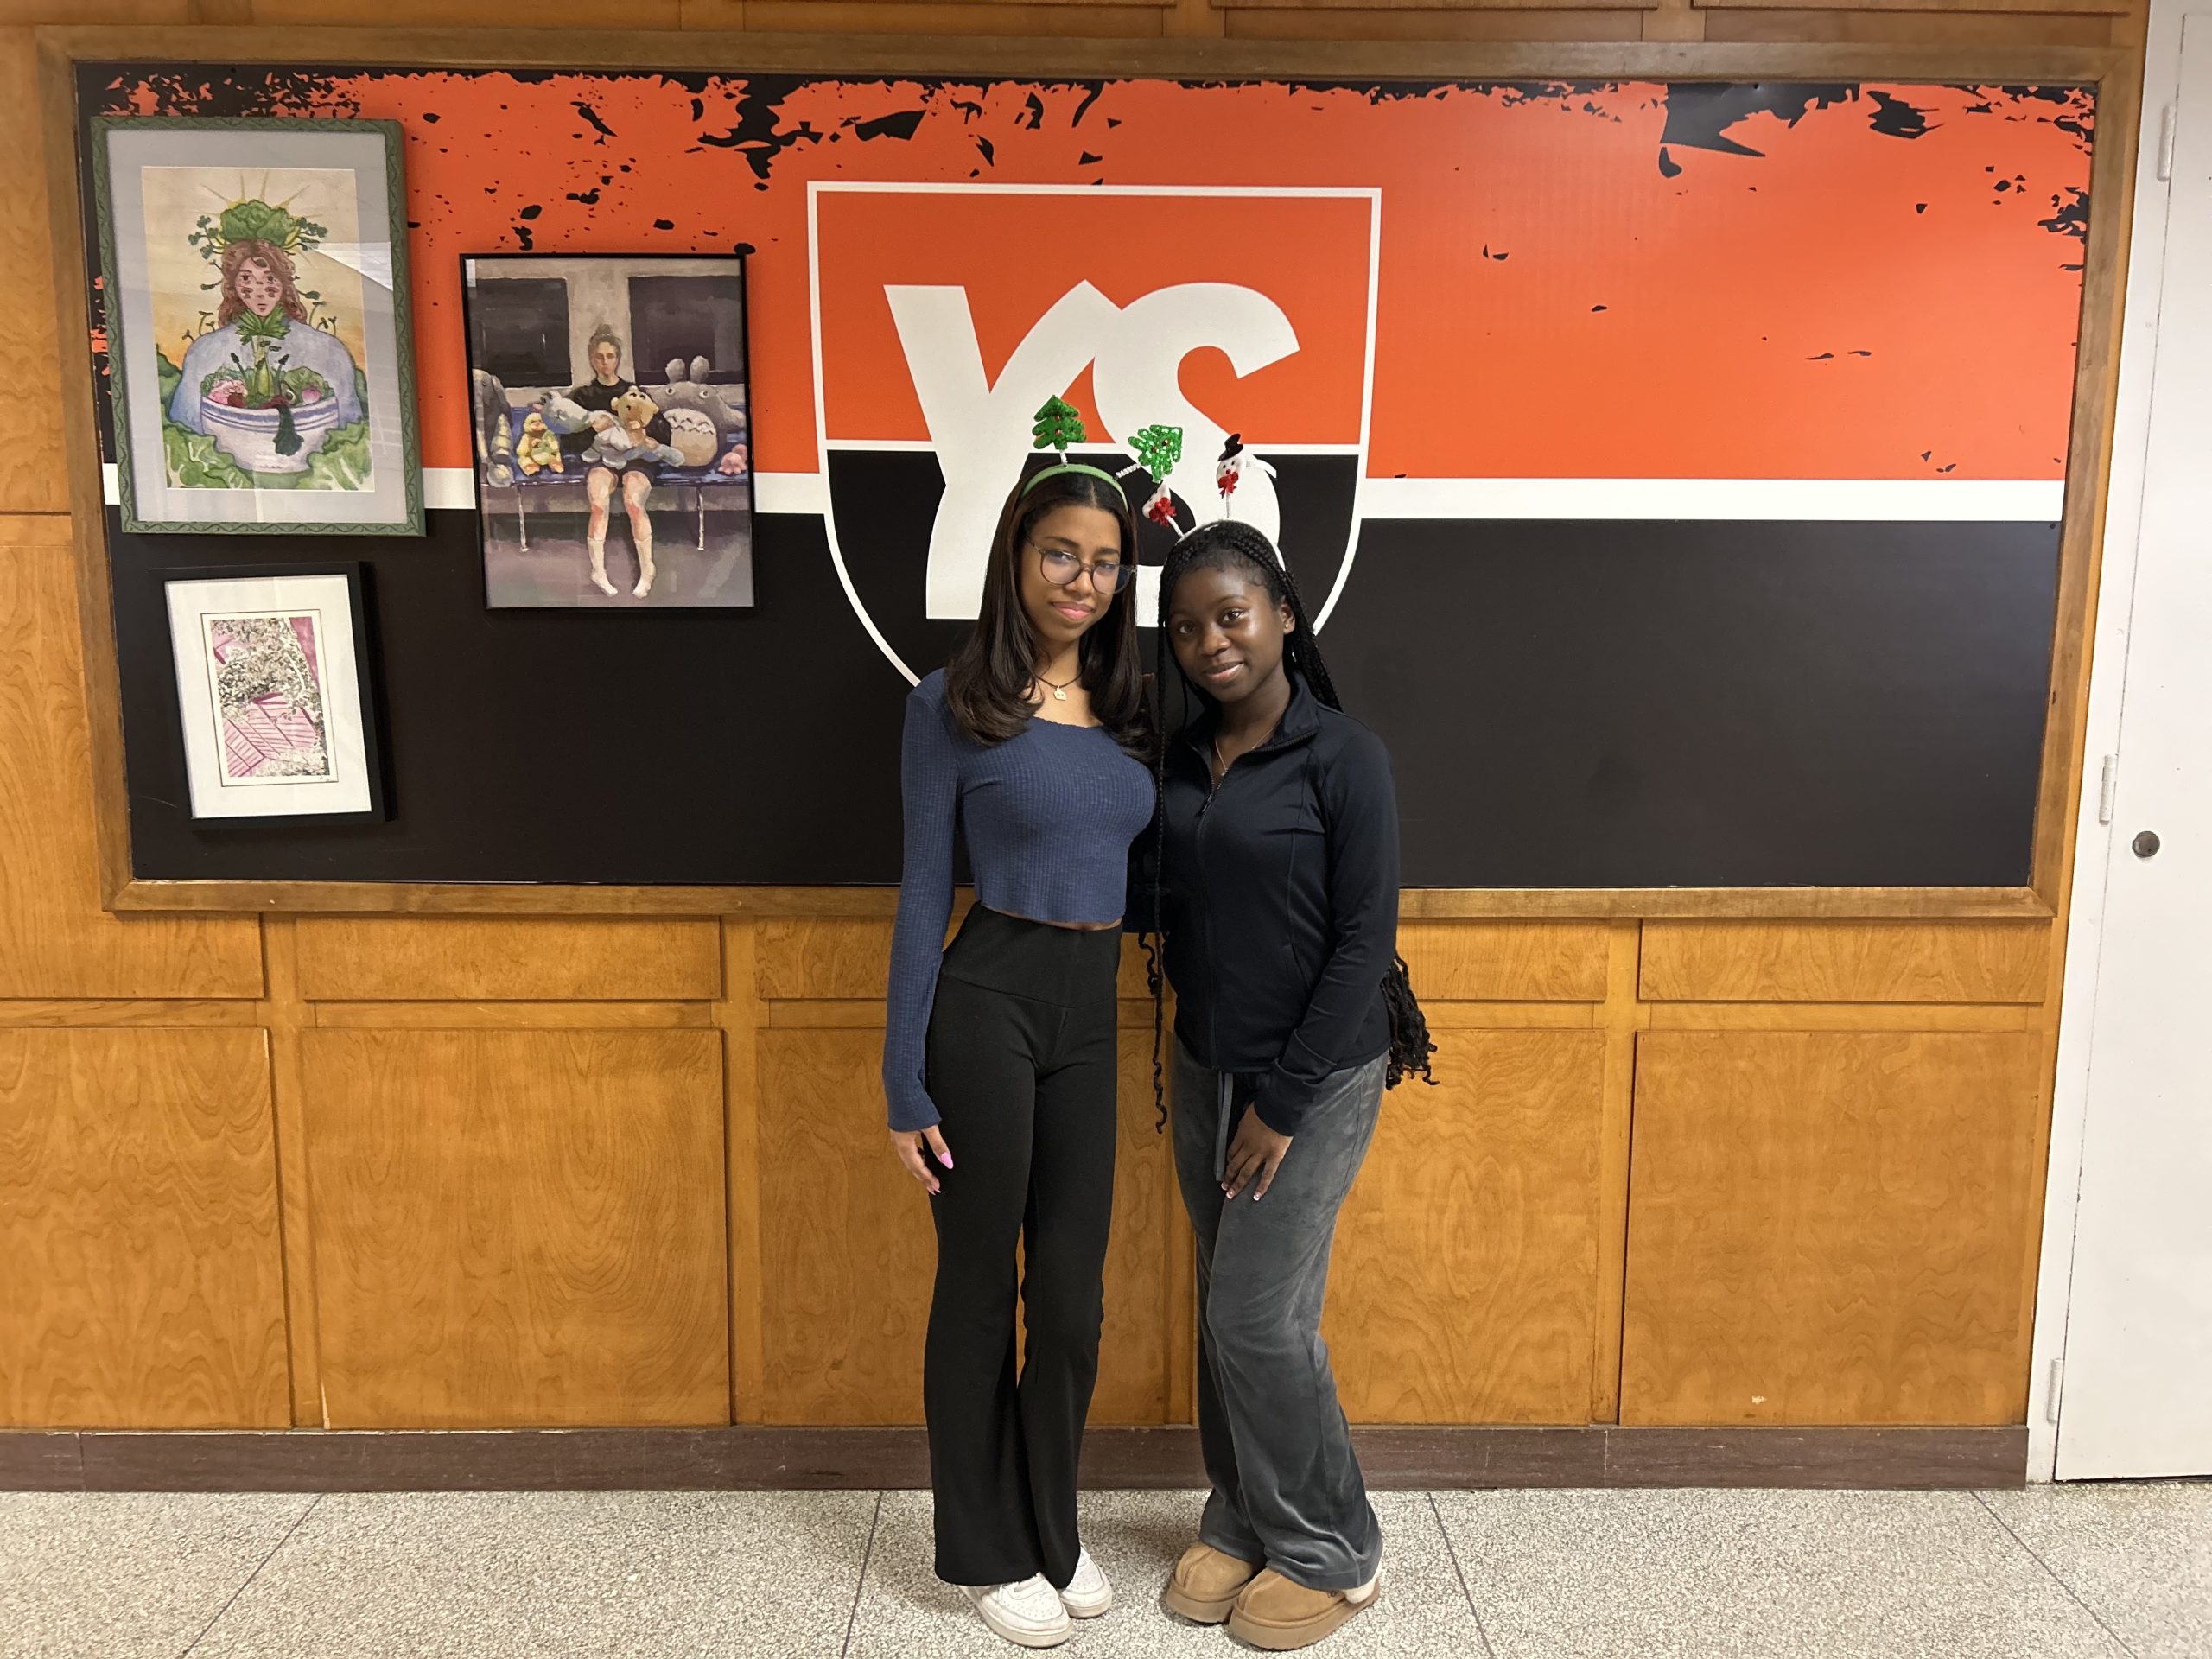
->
<box><xmin>98</xmin><ymin>70</ymin><xmax>2092</xmax><ymax>481</ymax></box>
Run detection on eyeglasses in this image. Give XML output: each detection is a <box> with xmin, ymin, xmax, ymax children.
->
<box><xmin>1031</xmin><ymin>543</ymin><xmax>1135</xmax><ymax>594</ymax></box>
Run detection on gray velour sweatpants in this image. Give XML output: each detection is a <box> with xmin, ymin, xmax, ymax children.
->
<box><xmin>1170</xmin><ymin>1039</ymin><xmax>1387</xmax><ymax>1592</ymax></box>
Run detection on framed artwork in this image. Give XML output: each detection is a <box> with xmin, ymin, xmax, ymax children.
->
<box><xmin>461</xmin><ymin>252</ymin><xmax>753</xmax><ymax>608</ymax></box>
<box><xmin>162</xmin><ymin>566</ymin><xmax>384</xmax><ymax>822</ymax></box>
<box><xmin>92</xmin><ymin>117</ymin><xmax>423</xmax><ymax>535</ymax></box>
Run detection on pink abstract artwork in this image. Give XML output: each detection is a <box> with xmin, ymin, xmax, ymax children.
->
<box><xmin>209</xmin><ymin>613</ymin><xmax>332</xmax><ymax>780</ymax></box>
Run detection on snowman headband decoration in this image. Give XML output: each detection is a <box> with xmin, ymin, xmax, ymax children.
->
<box><xmin>1120</xmin><ymin>428</ymin><xmax>1279</xmax><ymax>543</ymax></box>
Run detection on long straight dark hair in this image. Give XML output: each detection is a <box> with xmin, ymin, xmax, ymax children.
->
<box><xmin>944</xmin><ymin>467</ymin><xmax>1150</xmax><ymax>760</ymax></box>
<box><xmin>1142</xmin><ymin>518</ymin><xmax>1437</xmax><ymax>1125</ymax></box>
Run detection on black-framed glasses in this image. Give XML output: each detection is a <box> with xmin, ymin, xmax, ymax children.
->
<box><xmin>1031</xmin><ymin>543</ymin><xmax>1135</xmax><ymax>594</ymax></box>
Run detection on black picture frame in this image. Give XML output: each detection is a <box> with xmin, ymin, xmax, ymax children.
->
<box><xmin>458</xmin><ymin>251</ymin><xmax>756</xmax><ymax>613</ymax></box>
<box><xmin>155</xmin><ymin>560</ymin><xmax>389</xmax><ymax>825</ymax></box>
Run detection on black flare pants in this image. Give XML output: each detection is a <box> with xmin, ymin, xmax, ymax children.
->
<box><xmin>921</xmin><ymin>903</ymin><xmax>1122</xmax><ymax>1590</ymax></box>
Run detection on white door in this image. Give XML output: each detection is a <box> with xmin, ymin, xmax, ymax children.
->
<box><xmin>2056</xmin><ymin>14</ymin><xmax>2212</xmax><ymax>1481</ymax></box>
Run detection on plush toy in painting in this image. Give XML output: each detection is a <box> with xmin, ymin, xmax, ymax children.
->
<box><xmin>460</xmin><ymin>252</ymin><xmax>755</xmax><ymax>610</ymax></box>
<box><xmin>514</xmin><ymin>411</ymin><xmax>564</xmax><ymax>475</ymax></box>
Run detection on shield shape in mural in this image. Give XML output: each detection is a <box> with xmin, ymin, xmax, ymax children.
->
<box><xmin>810</xmin><ymin>181</ymin><xmax>1380</xmax><ymax>681</ymax></box>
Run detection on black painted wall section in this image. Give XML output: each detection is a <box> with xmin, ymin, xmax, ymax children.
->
<box><xmin>109</xmin><ymin>508</ymin><xmax>2056</xmax><ymax>888</ymax></box>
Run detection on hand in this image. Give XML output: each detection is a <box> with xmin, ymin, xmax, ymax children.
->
<box><xmin>891</xmin><ymin>1125</ymin><xmax>954</xmax><ymax>1195</ymax></box>
<box><xmin>1221</xmin><ymin>1106</ymin><xmax>1292</xmax><ymax>1201</ymax></box>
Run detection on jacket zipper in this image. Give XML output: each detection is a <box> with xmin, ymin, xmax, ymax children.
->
<box><xmin>1188</xmin><ymin>729</ymin><xmax>1310</xmax><ymax>1087</ymax></box>
<box><xmin>1196</xmin><ymin>768</ymin><xmax>1219</xmax><ymax>1068</ymax></box>
<box><xmin>1182</xmin><ymin>686</ymin><xmax>1324</xmax><ymax>1089</ymax></box>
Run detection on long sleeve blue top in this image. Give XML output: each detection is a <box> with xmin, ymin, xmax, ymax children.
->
<box><xmin>882</xmin><ymin>670</ymin><xmax>1156</xmax><ymax>1133</ymax></box>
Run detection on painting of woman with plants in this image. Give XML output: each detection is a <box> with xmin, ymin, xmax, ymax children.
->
<box><xmin>164</xmin><ymin>196</ymin><xmax>371</xmax><ymax>491</ymax></box>
<box><xmin>93</xmin><ymin>118</ymin><xmax>420</xmax><ymax>534</ymax></box>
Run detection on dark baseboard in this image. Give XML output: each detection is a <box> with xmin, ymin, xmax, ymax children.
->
<box><xmin>1</xmin><ymin>1424</ymin><xmax>2024</xmax><ymax>1493</ymax></box>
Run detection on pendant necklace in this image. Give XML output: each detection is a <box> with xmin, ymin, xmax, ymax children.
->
<box><xmin>1037</xmin><ymin>670</ymin><xmax>1078</xmax><ymax>702</ymax></box>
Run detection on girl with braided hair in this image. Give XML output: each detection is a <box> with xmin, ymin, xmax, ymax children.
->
<box><xmin>1140</xmin><ymin>518</ymin><xmax>1433</xmax><ymax>1653</ymax></box>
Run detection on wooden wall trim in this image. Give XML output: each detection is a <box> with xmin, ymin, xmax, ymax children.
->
<box><xmin>717</xmin><ymin>919</ymin><xmax>769</xmax><ymax>1426</ymax></box>
<box><xmin>1214</xmin><ymin>0</ymin><xmax>1657</xmax><ymax>10</ymax></box>
<box><xmin>2031</xmin><ymin>33</ymin><xmax>2143</xmax><ymax>910</ymax></box>
<box><xmin>27</xmin><ymin>23</ymin><xmax>2137</xmax><ymax>82</ymax></box>
<box><xmin>256</xmin><ymin>918</ymin><xmax>321</xmax><ymax>1427</ymax></box>
<box><xmin>39</xmin><ymin>38</ymin><xmax>130</xmax><ymax>919</ymax></box>
<box><xmin>1590</xmin><ymin>920</ymin><xmax>1644</xmax><ymax>1421</ymax></box>
<box><xmin>0</xmin><ymin>1424</ymin><xmax>2026</xmax><ymax>1491</ymax></box>
<box><xmin>98</xmin><ymin>880</ymin><xmax>2056</xmax><ymax>921</ymax></box>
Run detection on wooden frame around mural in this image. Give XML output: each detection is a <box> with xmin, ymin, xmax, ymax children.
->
<box><xmin>37</xmin><ymin>25</ymin><xmax>2135</xmax><ymax>919</ymax></box>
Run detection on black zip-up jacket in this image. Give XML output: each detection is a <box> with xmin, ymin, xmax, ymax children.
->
<box><xmin>1141</xmin><ymin>672</ymin><xmax>1401</xmax><ymax>1136</ymax></box>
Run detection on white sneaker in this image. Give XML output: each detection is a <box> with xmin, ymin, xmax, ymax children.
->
<box><xmin>962</xmin><ymin>1574</ymin><xmax>1073</xmax><ymax>1648</ymax></box>
<box><xmin>1059</xmin><ymin>1546</ymin><xmax>1114</xmax><ymax>1618</ymax></box>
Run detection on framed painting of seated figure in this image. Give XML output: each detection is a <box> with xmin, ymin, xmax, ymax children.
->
<box><xmin>461</xmin><ymin>252</ymin><xmax>754</xmax><ymax>609</ymax></box>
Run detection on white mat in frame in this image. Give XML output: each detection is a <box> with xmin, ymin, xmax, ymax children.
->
<box><xmin>163</xmin><ymin>566</ymin><xmax>381</xmax><ymax>821</ymax></box>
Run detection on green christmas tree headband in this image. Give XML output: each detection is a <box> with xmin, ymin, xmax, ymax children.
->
<box><xmin>1020</xmin><ymin>400</ymin><xmax>1219</xmax><ymax>542</ymax></box>
<box><xmin>1020</xmin><ymin>396</ymin><xmax>1129</xmax><ymax>501</ymax></box>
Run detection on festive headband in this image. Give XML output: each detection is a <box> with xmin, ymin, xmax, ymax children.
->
<box><xmin>1213</xmin><ymin>432</ymin><xmax>1277</xmax><ymax>509</ymax></box>
<box><xmin>1020</xmin><ymin>397</ymin><xmax>1130</xmax><ymax>501</ymax></box>
<box><xmin>1125</xmin><ymin>429</ymin><xmax>1280</xmax><ymax>544</ymax></box>
<box><xmin>1018</xmin><ymin>401</ymin><xmax>1279</xmax><ymax>546</ymax></box>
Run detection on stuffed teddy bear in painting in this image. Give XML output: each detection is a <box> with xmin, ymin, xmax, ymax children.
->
<box><xmin>585</xmin><ymin>386</ymin><xmax>683</xmax><ymax>469</ymax></box>
<box><xmin>514</xmin><ymin>410</ymin><xmax>564</xmax><ymax>476</ymax></box>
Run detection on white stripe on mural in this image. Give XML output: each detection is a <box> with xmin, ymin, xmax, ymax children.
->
<box><xmin>103</xmin><ymin>464</ymin><xmax>2063</xmax><ymax>524</ymax></box>
<box><xmin>101</xmin><ymin>463</ymin><xmax>829</xmax><ymax>518</ymax></box>
<box><xmin>1359</xmin><ymin>476</ymin><xmax>2066</xmax><ymax>523</ymax></box>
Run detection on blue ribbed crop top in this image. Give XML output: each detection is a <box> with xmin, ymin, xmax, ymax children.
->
<box><xmin>882</xmin><ymin>670</ymin><xmax>1156</xmax><ymax>1132</ymax></box>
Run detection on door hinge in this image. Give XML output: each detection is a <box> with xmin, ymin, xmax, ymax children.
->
<box><xmin>2046</xmin><ymin>1357</ymin><xmax>2063</xmax><ymax>1425</ymax></box>
<box><xmin>2098</xmin><ymin>754</ymin><xmax>2118</xmax><ymax>825</ymax></box>
<box><xmin>2158</xmin><ymin>104</ymin><xmax>2177</xmax><ymax>183</ymax></box>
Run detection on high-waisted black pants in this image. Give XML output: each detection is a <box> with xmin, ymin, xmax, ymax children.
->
<box><xmin>922</xmin><ymin>904</ymin><xmax>1122</xmax><ymax>1590</ymax></box>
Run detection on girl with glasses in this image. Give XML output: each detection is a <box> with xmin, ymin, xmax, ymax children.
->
<box><xmin>883</xmin><ymin>461</ymin><xmax>1155</xmax><ymax>1649</ymax></box>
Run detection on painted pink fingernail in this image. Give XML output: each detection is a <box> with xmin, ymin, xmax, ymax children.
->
<box><xmin>938</xmin><ymin>1152</ymin><xmax>954</xmax><ymax>1168</ymax></box>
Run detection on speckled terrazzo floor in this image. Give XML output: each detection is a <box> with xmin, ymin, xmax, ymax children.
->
<box><xmin>2</xmin><ymin>1482</ymin><xmax>2204</xmax><ymax>1658</ymax></box>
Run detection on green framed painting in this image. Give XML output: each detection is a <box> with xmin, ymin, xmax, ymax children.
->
<box><xmin>91</xmin><ymin>116</ymin><xmax>423</xmax><ymax>535</ymax></box>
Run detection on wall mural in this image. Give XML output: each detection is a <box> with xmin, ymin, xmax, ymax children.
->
<box><xmin>81</xmin><ymin>67</ymin><xmax>2095</xmax><ymax>887</ymax></box>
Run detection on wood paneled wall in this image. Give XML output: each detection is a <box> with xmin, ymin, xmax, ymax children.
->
<box><xmin>0</xmin><ymin>0</ymin><xmax>2139</xmax><ymax>1435</ymax></box>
